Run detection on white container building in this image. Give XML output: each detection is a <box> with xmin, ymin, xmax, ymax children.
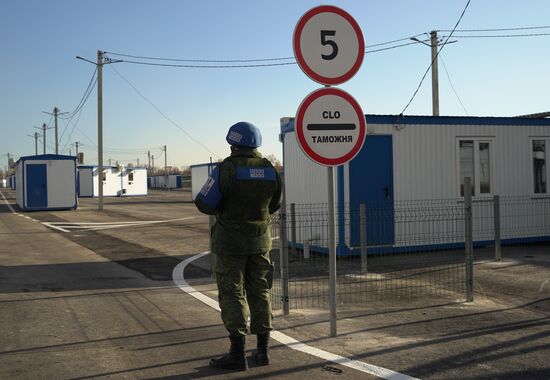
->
<box><xmin>1</xmin><ymin>178</ymin><xmax>6</xmax><ymax>188</ymax></box>
<box><xmin>15</xmin><ymin>154</ymin><xmax>77</xmax><ymax>211</ymax></box>
<box><xmin>190</xmin><ymin>163</ymin><xmax>218</xmax><ymax>200</ymax></box>
<box><xmin>281</xmin><ymin>114</ymin><xmax>550</xmax><ymax>254</ymax></box>
<box><xmin>121</xmin><ymin>167</ymin><xmax>147</xmax><ymax>196</ymax></box>
<box><xmin>148</xmin><ymin>174</ymin><xmax>183</xmax><ymax>189</ymax></box>
<box><xmin>78</xmin><ymin>165</ymin><xmax>121</xmax><ymax>197</ymax></box>
<box><xmin>78</xmin><ymin>165</ymin><xmax>147</xmax><ymax>197</ymax></box>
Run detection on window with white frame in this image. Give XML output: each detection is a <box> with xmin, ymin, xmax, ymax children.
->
<box><xmin>458</xmin><ymin>139</ymin><xmax>493</xmax><ymax>197</ymax></box>
<box><xmin>532</xmin><ymin>139</ymin><xmax>546</xmax><ymax>194</ymax></box>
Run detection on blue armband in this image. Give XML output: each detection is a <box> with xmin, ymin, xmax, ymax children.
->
<box><xmin>196</xmin><ymin>167</ymin><xmax>222</xmax><ymax>211</ymax></box>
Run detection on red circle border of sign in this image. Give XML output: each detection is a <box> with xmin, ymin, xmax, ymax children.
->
<box><xmin>293</xmin><ymin>5</ymin><xmax>365</xmax><ymax>86</ymax></box>
<box><xmin>295</xmin><ymin>87</ymin><xmax>366</xmax><ymax>166</ymax></box>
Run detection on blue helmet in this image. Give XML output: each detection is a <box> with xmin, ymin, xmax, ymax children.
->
<box><xmin>226</xmin><ymin>122</ymin><xmax>262</xmax><ymax>148</ymax></box>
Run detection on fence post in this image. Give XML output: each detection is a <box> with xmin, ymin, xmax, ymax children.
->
<box><xmin>279</xmin><ymin>202</ymin><xmax>290</xmax><ymax>315</ymax></box>
<box><xmin>290</xmin><ymin>203</ymin><xmax>297</xmax><ymax>256</ymax></box>
<box><xmin>360</xmin><ymin>203</ymin><xmax>367</xmax><ymax>274</ymax></box>
<box><xmin>464</xmin><ymin>177</ymin><xmax>474</xmax><ymax>302</ymax></box>
<box><xmin>209</xmin><ymin>215</ymin><xmax>216</xmax><ymax>280</ymax></box>
<box><xmin>493</xmin><ymin>195</ymin><xmax>501</xmax><ymax>261</ymax></box>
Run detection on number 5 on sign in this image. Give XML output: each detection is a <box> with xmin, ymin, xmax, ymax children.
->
<box><xmin>293</xmin><ymin>5</ymin><xmax>364</xmax><ymax>86</ymax></box>
<box><xmin>321</xmin><ymin>30</ymin><xmax>338</xmax><ymax>60</ymax></box>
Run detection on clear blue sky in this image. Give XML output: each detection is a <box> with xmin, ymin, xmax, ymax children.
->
<box><xmin>2</xmin><ymin>0</ymin><xmax>549</xmax><ymax>169</ymax></box>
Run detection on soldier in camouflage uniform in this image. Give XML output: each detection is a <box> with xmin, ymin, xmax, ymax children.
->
<box><xmin>195</xmin><ymin>122</ymin><xmax>282</xmax><ymax>371</ymax></box>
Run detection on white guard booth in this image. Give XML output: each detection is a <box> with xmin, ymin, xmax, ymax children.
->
<box><xmin>78</xmin><ymin>165</ymin><xmax>147</xmax><ymax>197</ymax></box>
<box><xmin>281</xmin><ymin>114</ymin><xmax>550</xmax><ymax>255</ymax></box>
<box><xmin>190</xmin><ymin>163</ymin><xmax>218</xmax><ymax>200</ymax></box>
<box><xmin>15</xmin><ymin>154</ymin><xmax>77</xmax><ymax>211</ymax></box>
<box><xmin>78</xmin><ymin>165</ymin><xmax>122</xmax><ymax>197</ymax></box>
<box><xmin>121</xmin><ymin>167</ymin><xmax>147</xmax><ymax>196</ymax></box>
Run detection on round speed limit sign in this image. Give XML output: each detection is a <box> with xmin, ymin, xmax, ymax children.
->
<box><xmin>293</xmin><ymin>5</ymin><xmax>365</xmax><ymax>85</ymax></box>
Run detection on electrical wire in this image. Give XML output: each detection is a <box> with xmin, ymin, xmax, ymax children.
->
<box><xmin>104</xmin><ymin>33</ymin><xmax>426</xmax><ymax>63</ymax></box>
<box><xmin>439</xmin><ymin>25</ymin><xmax>550</xmax><ymax>32</ymax></box>
<box><xmin>104</xmin><ymin>32</ymin><xmax>429</xmax><ymax>69</ymax></box>
<box><xmin>104</xmin><ymin>51</ymin><xmax>295</xmax><ymax>63</ymax></box>
<box><xmin>115</xmin><ymin>59</ymin><xmax>296</xmax><ymax>69</ymax></box>
<box><xmin>443</xmin><ymin>32</ymin><xmax>550</xmax><ymax>38</ymax></box>
<box><xmin>399</xmin><ymin>0</ymin><xmax>471</xmax><ymax>116</ymax></box>
<box><xmin>60</xmin><ymin>68</ymin><xmax>98</xmax><ymax>120</ymax></box>
<box><xmin>59</xmin><ymin>71</ymin><xmax>97</xmax><ymax>145</ymax></box>
<box><xmin>366</xmin><ymin>40</ymin><xmax>429</xmax><ymax>54</ymax></box>
<box><xmin>439</xmin><ymin>53</ymin><xmax>469</xmax><ymax>116</ymax></box>
<box><xmin>109</xmin><ymin>64</ymin><xmax>222</xmax><ymax>159</ymax></box>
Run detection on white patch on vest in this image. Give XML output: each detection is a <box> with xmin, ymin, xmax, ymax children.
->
<box><xmin>250</xmin><ymin>168</ymin><xmax>265</xmax><ymax>178</ymax></box>
<box><xmin>200</xmin><ymin>177</ymin><xmax>215</xmax><ymax>196</ymax></box>
<box><xmin>228</xmin><ymin>131</ymin><xmax>243</xmax><ymax>143</ymax></box>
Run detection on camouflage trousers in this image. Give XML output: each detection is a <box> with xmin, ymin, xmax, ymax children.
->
<box><xmin>215</xmin><ymin>252</ymin><xmax>274</xmax><ymax>337</ymax></box>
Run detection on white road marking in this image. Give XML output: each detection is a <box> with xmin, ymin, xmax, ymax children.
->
<box><xmin>172</xmin><ymin>252</ymin><xmax>418</xmax><ymax>380</ymax></box>
<box><xmin>42</xmin><ymin>222</ymin><xmax>70</xmax><ymax>233</ymax></box>
<box><xmin>0</xmin><ymin>191</ymin><xmax>16</xmax><ymax>214</ymax></box>
<box><xmin>42</xmin><ymin>216</ymin><xmax>198</xmax><ymax>232</ymax></box>
<box><xmin>540</xmin><ymin>278</ymin><xmax>549</xmax><ymax>293</ymax></box>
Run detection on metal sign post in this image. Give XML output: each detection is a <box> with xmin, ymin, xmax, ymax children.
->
<box><xmin>293</xmin><ymin>5</ymin><xmax>365</xmax><ymax>337</ymax></box>
<box><xmin>327</xmin><ymin>166</ymin><xmax>337</xmax><ymax>336</ymax></box>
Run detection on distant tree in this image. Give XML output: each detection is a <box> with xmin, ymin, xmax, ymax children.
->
<box><xmin>181</xmin><ymin>166</ymin><xmax>191</xmax><ymax>176</ymax></box>
<box><xmin>264</xmin><ymin>154</ymin><xmax>282</xmax><ymax>172</ymax></box>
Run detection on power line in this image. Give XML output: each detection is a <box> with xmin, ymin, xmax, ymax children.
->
<box><xmin>439</xmin><ymin>25</ymin><xmax>550</xmax><ymax>32</ymax></box>
<box><xmin>439</xmin><ymin>53</ymin><xmax>469</xmax><ymax>116</ymax></box>
<box><xmin>366</xmin><ymin>40</ymin><xmax>429</xmax><ymax>54</ymax></box>
<box><xmin>115</xmin><ymin>59</ymin><xmax>296</xmax><ymax>69</ymax></box>
<box><xmin>59</xmin><ymin>69</ymin><xmax>97</xmax><ymax>145</ymax></box>
<box><xmin>400</xmin><ymin>0</ymin><xmax>471</xmax><ymax>116</ymax></box>
<box><xmin>60</xmin><ymin>68</ymin><xmax>98</xmax><ymax>120</ymax></box>
<box><xmin>103</xmin><ymin>32</ymin><xmax>429</xmax><ymax>69</ymax></box>
<box><xmin>443</xmin><ymin>32</ymin><xmax>550</xmax><ymax>38</ymax></box>
<box><xmin>109</xmin><ymin>64</ymin><xmax>222</xmax><ymax>159</ymax></box>
<box><xmin>104</xmin><ymin>51</ymin><xmax>295</xmax><ymax>63</ymax></box>
<box><xmin>104</xmin><ymin>33</ymin><xmax>427</xmax><ymax>64</ymax></box>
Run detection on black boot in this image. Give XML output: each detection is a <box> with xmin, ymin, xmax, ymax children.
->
<box><xmin>250</xmin><ymin>332</ymin><xmax>270</xmax><ymax>365</ymax></box>
<box><xmin>209</xmin><ymin>335</ymin><xmax>248</xmax><ymax>371</ymax></box>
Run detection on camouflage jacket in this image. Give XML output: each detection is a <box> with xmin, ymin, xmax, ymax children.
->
<box><xmin>195</xmin><ymin>148</ymin><xmax>282</xmax><ymax>255</ymax></box>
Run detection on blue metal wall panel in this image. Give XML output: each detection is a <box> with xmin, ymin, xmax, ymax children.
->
<box><xmin>26</xmin><ymin>164</ymin><xmax>47</xmax><ymax>208</ymax></box>
<box><xmin>349</xmin><ymin>135</ymin><xmax>395</xmax><ymax>245</ymax></box>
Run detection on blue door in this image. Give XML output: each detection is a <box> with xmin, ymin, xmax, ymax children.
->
<box><xmin>26</xmin><ymin>164</ymin><xmax>48</xmax><ymax>209</ymax></box>
<box><xmin>349</xmin><ymin>135</ymin><xmax>394</xmax><ymax>246</ymax></box>
<box><xmin>176</xmin><ymin>175</ymin><xmax>182</xmax><ymax>188</ymax></box>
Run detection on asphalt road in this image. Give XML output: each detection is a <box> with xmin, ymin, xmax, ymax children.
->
<box><xmin>1</xmin><ymin>189</ymin><xmax>549</xmax><ymax>379</ymax></box>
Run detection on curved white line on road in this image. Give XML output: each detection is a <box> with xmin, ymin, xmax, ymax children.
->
<box><xmin>172</xmin><ymin>252</ymin><xmax>418</xmax><ymax>380</ymax></box>
<box><xmin>0</xmin><ymin>191</ymin><xmax>16</xmax><ymax>214</ymax></box>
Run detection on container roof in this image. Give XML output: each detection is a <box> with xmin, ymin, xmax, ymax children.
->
<box><xmin>17</xmin><ymin>154</ymin><xmax>77</xmax><ymax>164</ymax></box>
<box><xmin>280</xmin><ymin>114</ymin><xmax>550</xmax><ymax>134</ymax></box>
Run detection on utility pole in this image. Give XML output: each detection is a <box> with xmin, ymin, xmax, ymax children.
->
<box><xmin>152</xmin><ymin>156</ymin><xmax>155</xmax><ymax>175</ymax></box>
<box><xmin>410</xmin><ymin>31</ymin><xmax>456</xmax><ymax>117</ymax></box>
<box><xmin>137</xmin><ymin>158</ymin><xmax>140</xmax><ymax>167</ymax></box>
<box><xmin>75</xmin><ymin>142</ymin><xmax>79</xmax><ymax>156</ymax></box>
<box><xmin>54</xmin><ymin>107</ymin><xmax>59</xmax><ymax>154</ymax></box>
<box><xmin>42</xmin><ymin>123</ymin><xmax>47</xmax><ymax>154</ymax></box>
<box><xmin>164</xmin><ymin>145</ymin><xmax>168</xmax><ymax>189</ymax></box>
<box><xmin>430</xmin><ymin>31</ymin><xmax>439</xmax><ymax>116</ymax></box>
<box><xmin>34</xmin><ymin>132</ymin><xmax>38</xmax><ymax>155</ymax></box>
<box><xmin>75</xmin><ymin>51</ymin><xmax>122</xmax><ymax>211</ymax></box>
<box><xmin>97</xmin><ymin>50</ymin><xmax>104</xmax><ymax>211</ymax></box>
<box><xmin>148</xmin><ymin>150</ymin><xmax>151</xmax><ymax>171</ymax></box>
<box><xmin>43</xmin><ymin>107</ymin><xmax>68</xmax><ymax>154</ymax></box>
